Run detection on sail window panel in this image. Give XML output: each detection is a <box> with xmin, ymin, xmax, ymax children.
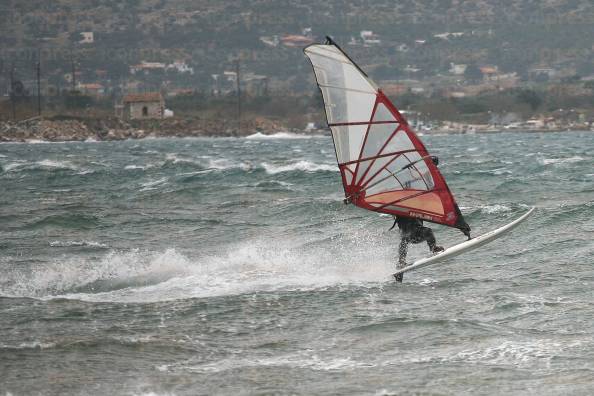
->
<box><xmin>357</xmin><ymin>155</ymin><xmax>395</xmax><ymax>186</ymax></box>
<box><xmin>361</xmin><ymin>123</ymin><xmax>399</xmax><ymax>160</ymax></box>
<box><xmin>330</xmin><ymin>125</ymin><xmax>368</xmax><ymax>164</ymax></box>
<box><xmin>320</xmin><ymin>86</ymin><xmax>376</xmax><ymax>124</ymax></box>
<box><xmin>355</xmin><ymin>161</ymin><xmax>370</xmax><ymax>184</ymax></box>
<box><xmin>386</xmin><ymin>152</ymin><xmax>428</xmax><ymax>191</ymax></box>
<box><xmin>364</xmin><ymin>154</ymin><xmax>414</xmax><ymax>195</ymax></box>
<box><xmin>383</xmin><ymin>129</ymin><xmax>415</xmax><ymax>153</ymax></box>
<box><xmin>365</xmin><ymin>177</ymin><xmax>400</xmax><ymax>197</ymax></box>
<box><xmin>413</xmin><ymin>159</ymin><xmax>435</xmax><ymax>190</ymax></box>
<box><xmin>347</xmin><ymin>125</ymin><xmax>368</xmax><ymax>161</ymax></box>
<box><xmin>372</xmin><ymin>103</ymin><xmax>397</xmax><ymax>122</ymax></box>
<box><xmin>385</xmin><ymin>154</ymin><xmax>412</xmax><ymax>176</ymax></box>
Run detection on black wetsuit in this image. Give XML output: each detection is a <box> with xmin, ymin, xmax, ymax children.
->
<box><xmin>395</xmin><ymin>217</ymin><xmax>438</xmax><ymax>265</ymax></box>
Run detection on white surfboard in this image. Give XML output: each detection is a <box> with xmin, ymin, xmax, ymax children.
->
<box><xmin>393</xmin><ymin>206</ymin><xmax>535</xmax><ymax>278</ymax></box>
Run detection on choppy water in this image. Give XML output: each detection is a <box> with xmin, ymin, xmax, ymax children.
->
<box><xmin>1</xmin><ymin>131</ymin><xmax>593</xmax><ymax>395</ymax></box>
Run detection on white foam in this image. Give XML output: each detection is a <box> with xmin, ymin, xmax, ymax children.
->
<box><xmin>163</xmin><ymin>353</ymin><xmax>373</xmax><ymax>374</ymax></box>
<box><xmin>480</xmin><ymin>204</ymin><xmax>512</xmax><ymax>214</ymax></box>
<box><xmin>25</xmin><ymin>139</ymin><xmax>52</xmax><ymax>144</ymax></box>
<box><xmin>540</xmin><ymin>156</ymin><xmax>584</xmax><ymax>165</ymax></box>
<box><xmin>1</xmin><ymin>231</ymin><xmax>398</xmax><ymax>303</ymax></box>
<box><xmin>0</xmin><ymin>341</ymin><xmax>57</xmax><ymax>350</ymax></box>
<box><xmin>2</xmin><ymin>162</ymin><xmax>25</xmax><ymax>171</ymax></box>
<box><xmin>0</xmin><ymin>249</ymin><xmax>192</xmax><ymax>299</ymax></box>
<box><xmin>35</xmin><ymin>159</ymin><xmax>78</xmax><ymax>170</ymax></box>
<box><xmin>140</xmin><ymin>177</ymin><xmax>168</xmax><ymax>189</ymax></box>
<box><xmin>165</xmin><ymin>153</ymin><xmax>253</xmax><ymax>172</ymax></box>
<box><xmin>245</xmin><ymin>132</ymin><xmax>321</xmax><ymax>140</ymax></box>
<box><xmin>452</xmin><ymin>339</ymin><xmax>583</xmax><ymax>367</ymax></box>
<box><xmin>207</xmin><ymin>158</ymin><xmax>253</xmax><ymax>171</ymax></box>
<box><xmin>49</xmin><ymin>240</ymin><xmax>108</xmax><ymax>248</ymax></box>
<box><xmin>261</xmin><ymin>160</ymin><xmax>336</xmax><ymax>174</ymax></box>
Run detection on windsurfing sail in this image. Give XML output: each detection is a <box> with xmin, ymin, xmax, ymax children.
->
<box><xmin>304</xmin><ymin>37</ymin><xmax>470</xmax><ymax>233</ymax></box>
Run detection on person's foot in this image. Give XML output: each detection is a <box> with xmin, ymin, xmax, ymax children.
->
<box><xmin>393</xmin><ymin>273</ymin><xmax>403</xmax><ymax>282</ymax></box>
<box><xmin>432</xmin><ymin>245</ymin><xmax>445</xmax><ymax>253</ymax></box>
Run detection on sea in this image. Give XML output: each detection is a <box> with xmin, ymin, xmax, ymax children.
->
<box><xmin>1</xmin><ymin>131</ymin><xmax>593</xmax><ymax>395</ymax></box>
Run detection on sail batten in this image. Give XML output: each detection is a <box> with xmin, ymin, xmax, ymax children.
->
<box><xmin>304</xmin><ymin>38</ymin><xmax>470</xmax><ymax>231</ymax></box>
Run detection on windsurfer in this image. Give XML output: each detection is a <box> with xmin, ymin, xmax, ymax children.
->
<box><xmin>391</xmin><ymin>216</ymin><xmax>444</xmax><ymax>282</ymax></box>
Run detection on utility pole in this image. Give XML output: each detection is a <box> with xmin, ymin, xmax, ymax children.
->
<box><xmin>71</xmin><ymin>56</ymin><xmax>76</xmax><ymax>92</ymax></box>
<box><xmin>236</xmin><ymin>59</ymin><xmax>241</xmax><ymax>136</ymax></box>
<box><xmin>9</xmin><ymin>63</ymin><xmax>15</xmax><ymax>120</ymax></box>
<box><xmin>36</xmin><ymin>49</ymin><xmax>41</xmax><ymax>116</ymax></box>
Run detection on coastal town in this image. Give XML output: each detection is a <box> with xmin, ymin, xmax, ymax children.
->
<box><xmin>3</xmin><ymin>1</ymin><xmax>594</xmax><ymax>140</ymax></box>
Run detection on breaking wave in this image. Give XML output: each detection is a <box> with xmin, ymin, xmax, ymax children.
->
<box><xmin>479</xmin><ymin>204</ymin><xmax>512</xmax><ymax>214</ymax></box>
<box><xmin>0</xmin><ymin>234</ymin><xmax>397</xmax><ymax>303</ymax></box>
<box><xmin>49</xmin><ymin>240</ymin><xmax>109</xmax><ymax>248</ymax></box>
<box><xmin>1</xmin><ymin>159</ymin><xmax>79</xmax><ymax>172</ymax></box>
<box><xmin>0</xmin><ymin>249</ymin><xmax>193</xmax><ymax>299</ymax></box>
<box><xmin>539</xmin><ymin>156</ymin><xmax>584</xmax><ymax>165</ymax></box>
<box><xmin>261</xmin><ymin>160</ymin><xmax>336</xmax><ymax>174</ymax></box>
<box><xmin>245</xmin><ymin>132</ymin><xmax>323</xmax><ymax>139</ymax></box>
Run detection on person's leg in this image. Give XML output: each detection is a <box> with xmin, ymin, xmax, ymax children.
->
<box><xmin>395</xmin><ymin>237</ymin><xmax>409</xmax><ymax>282</ymax></box>
<box><xmin>398</xmin><ymin>237</ymin><xmax>409</xmax><ymax>266</ymax></box>
<box><xmin>419</xmin><ymin>227</ymin><xmax>443</xmax><ymax>253</ymax></box>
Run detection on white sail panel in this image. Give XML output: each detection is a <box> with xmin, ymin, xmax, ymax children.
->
<box><xmin>330</xmin><ymin>124</ymin><xmax>368</xmax><ymax>164</ymax></box>
<box><xmin>372</xmin><ymin>103</ymin><xmax>397</xmax><ymax>122</ymax></box>
<box><xmin>361</xmin><ymin>123</ymin><xmax>399</xmax><ymax>159</ymax></box>
<box><xmin>319</xmin><ymin>86</ymin><xmax>376</xmax><ymax>124</ymax></box>
<box><xmin>382</xmin><ymin>129</ymin><xmax>415</xmax><ymax>154</ymax></box>
<box><xmin>356</xmin><ymin>155</ymin><xmax>395</xmax><ymax>185</ymax></box>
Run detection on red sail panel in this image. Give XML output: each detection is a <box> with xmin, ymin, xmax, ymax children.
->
<box><xmin>304</xmin><ymin>39</ymin><xmax>469</xmax><ymax>231</ymax></box>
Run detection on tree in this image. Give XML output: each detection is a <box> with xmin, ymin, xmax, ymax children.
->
<box><xmin>464</xmin><ymin>64</ymin><xmax>483</xmax><ymax>82</ymax></box>
<box><xmin>516</xmin><ymin>89</ymin><xmax>542</xmax><ymax>111</ymax></box>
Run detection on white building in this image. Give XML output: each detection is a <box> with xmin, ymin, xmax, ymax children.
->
<box><xmin>360</xmin><ymin>30</ymin><xmax>381</xmax><ymax>45</ymax></box>
<box><xmin>167</xmin><ymin>61</ymin><xmax>194</xmax><ymax>74</ymax></box>
<box><xmin>449</xmin><ymin>63</ymin><xmax>468</xmax><ymax>75</ymax></box>
<box><xmin>130</xmin><ymin>61</ymin><xmax>166</xmax><ymax>74</ymax></box>
<box><xmin>79</xmin><ymin>32</ymin><xmax>94</xmax><ymax>44</ymax></box>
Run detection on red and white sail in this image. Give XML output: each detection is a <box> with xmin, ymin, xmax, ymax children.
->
<box><xmin>304</xmin><ymin>37</ymin><xmax>470</xmax><ymax>231</ymax></box>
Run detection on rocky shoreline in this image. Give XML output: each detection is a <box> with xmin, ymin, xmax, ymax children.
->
<box><xmin>0</xmin><ymin>116</ymin><xmax>294</xmax><ymax>142</ymax></box>
<box><xmin>1</xmin><ymin>116</ymin><xmax>591</xmax><ymax>143</ymax></box>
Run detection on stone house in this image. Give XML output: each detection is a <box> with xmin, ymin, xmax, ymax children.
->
<box><xmin>118</xmin><ymin>92</ymin><xmax>164</xmax><ymax>120</ymax></box>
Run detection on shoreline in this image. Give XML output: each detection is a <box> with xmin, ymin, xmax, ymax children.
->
<box><xmin>1</xmin><ymin>117</ymin><xmax>592</xmax><ymax>143</ymax></box>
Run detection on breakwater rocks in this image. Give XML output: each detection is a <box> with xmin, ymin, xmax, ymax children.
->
<box><xmin>0</xmin><ymin>116</ymin><xmax>285</xmax><ymax>142</ymax></box>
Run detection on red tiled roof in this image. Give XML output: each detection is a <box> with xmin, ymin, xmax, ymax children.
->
<box><xmin>79</xmin><ymin>83</ymin><xmax>104</xmax><ymax>89</ymax></box>
<box><xmin>123</xmin><ymin>92</ymin><xmax>163</xmax><ymax>103</ymax></box>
